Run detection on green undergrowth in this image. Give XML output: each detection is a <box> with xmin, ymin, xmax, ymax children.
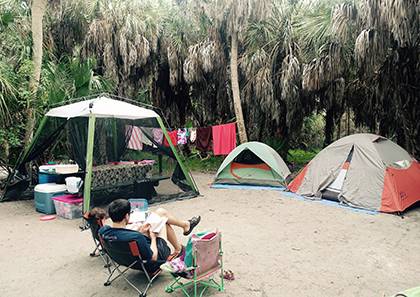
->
<box><xmin>287</xmin><ymin>149</ymin><xmax>319</xmax><ymax>171</ymax></box>
<box><xmin>184</xmin><ymin>154</ymin><xmax>224</xmax><ymax>173</ymax></box>
<box><xmin>184</xmin><ymin>149</ymin><xmax>319</xmax><ymax>174</ymax></box>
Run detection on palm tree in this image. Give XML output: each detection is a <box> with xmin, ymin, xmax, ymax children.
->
<box><xmin>24</xmin><ymin>0</ymin><xmax>48</xmax><ymax>148</ymax></box>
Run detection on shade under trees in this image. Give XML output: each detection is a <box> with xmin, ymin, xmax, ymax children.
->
<box><xmin>0</xmin><ymin>0</ymin><xmax>419</xmax><ymax>163</ymax></box>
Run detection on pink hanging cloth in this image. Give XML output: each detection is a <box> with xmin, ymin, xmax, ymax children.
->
<box><xmin>127</xmin><ymin>126</ymin><xmax>143</xmax><ymax>150</ymax></box>
<box><xmin>212</xmin><ymin>123</ymin><xmax>237</xmax><ymax>155</ymax></box>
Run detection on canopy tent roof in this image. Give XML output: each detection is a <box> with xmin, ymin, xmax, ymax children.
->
<box><xmin>46</xmin><ymin>96</ymin><xmax>159</xmax><ymax>120</ymax></box>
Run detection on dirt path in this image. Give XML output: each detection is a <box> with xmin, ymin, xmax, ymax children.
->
<box><xmin>1</xmin><ymin>173</ymin><xmax>419</xmax><ymax>297</ymax></box>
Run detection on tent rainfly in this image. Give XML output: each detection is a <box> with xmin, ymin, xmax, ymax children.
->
<box><xmin>288</xmin><ymin>133</ymin><xmax>420</xmax><ymax>213</ymax></box>
<box><xmin>213</xmin><ymin>141</ymin><xmax>291</xmax><ymax>187</ymax></box>
<box><xmin>2</xmin><ymin>95</ymin><xmax>199</xmax><ymax>209</ymax></box>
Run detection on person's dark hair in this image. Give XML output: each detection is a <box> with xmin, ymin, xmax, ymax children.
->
<box><xmin>88</xmin><ymin>207</ymin><xmax>108</xmax><ymax>220</ymax></box>
<box><xmin>107</xmin><ymin>199</ymin><xmax>131</xmax><ymax>222</ymax></box>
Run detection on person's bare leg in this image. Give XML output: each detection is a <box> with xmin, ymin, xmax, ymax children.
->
<box><xmin>154</xmin><ymin>208</ymin><xmax>190</xmax><ymax>234</ymax></box>
<box><xmin>166</xmin><ymin>224</ymin><xmax>182</xmax><ymax>252</ymax></box>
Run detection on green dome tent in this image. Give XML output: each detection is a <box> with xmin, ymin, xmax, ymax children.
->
<box><xmin>213</xmin><ymin>142</ymin><xmax>291</xmax><ymax>187</ymax></box>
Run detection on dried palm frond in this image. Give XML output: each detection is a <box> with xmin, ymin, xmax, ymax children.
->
<box><xmin>183</xmin><ymin>43</ymin><xmax>202</xmax><ymax>84</ymax></box>
<box><xmin>302</xmin><ymin>42</ymin><xmax>343</xmax><ymax>91</ymax></box>
<box><xmin>280</xmin><ymin>53</ymin><xmax>302</xmax><ymax>128</ymax></box>
<box><xmin>199</xmin><ymin>39</ymin><xmax>223</xmax><ymax>73</ymax></box>
<box><xmin>183</xmin><ymin>37</ymin><xmax>224</xmax><ymax>84</ymax></box>
<box><xmin>167</xmin><ymin>44</ymin><xmax>181</xmax><ymax>87</ymax></box>
<box><xmin>103</xmin><ymin>43</ymin><xmax>118</xmax><ymax>84</ymax></box>
<box><xmin>241</xmin><ymin>48</ymin><xmax>273</xmax><ymax>105</ymax></box>
<box><xmin>381</xmin><ymin>0</ymin><xmax>419</xmax><ymax>47</ymax></box>
<box><xmin>354</xmin><ymin>29</ymin><xmax>388</xmax><ymax>74</ymax></box>
<box><xmin>358</xmin><ymin>0</ymin><xmax>384</xmax><ymax>29</ymax></box>
<box><xmin>331</xmin><ymin>2</ymin><xmax>357</xmax><ymax>43</ymax></box>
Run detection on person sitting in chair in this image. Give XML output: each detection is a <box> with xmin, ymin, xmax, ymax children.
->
<box><xmin>99</xmin><ymin>199</ymin><xmax>201</xmax><ymax>273</ymax></box>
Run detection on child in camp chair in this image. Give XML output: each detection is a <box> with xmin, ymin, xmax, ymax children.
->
<box><xmin>99</xmin><ymin>199</ymin><xmax>201</xmax><ymax>273</ymax></box>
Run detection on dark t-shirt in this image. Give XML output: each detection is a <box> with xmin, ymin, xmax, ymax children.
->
<box><xmin>98</xmin><ymin>225</ymin><xmax>170</xmax><ymax>272</ymax></box>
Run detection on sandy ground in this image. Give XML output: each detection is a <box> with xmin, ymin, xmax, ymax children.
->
<box><xmin>1</xmin><ymin>173</ymin><xmax>420</xmax><ymax>297</ymax></box>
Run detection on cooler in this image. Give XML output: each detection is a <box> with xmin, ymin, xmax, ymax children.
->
<box><xmin>38</xmin><ymin>172</ymin><xmax>59</xmax><ymax>184</ymax></box>
<box><xmin>39</xmin><ymin>165</ymin><xmax>59</xmax><ymax>184</ymax></box>
<box><xmin>52</xmin><ymin>194</ymin><xmax>83</xmax><ymax>219</ymax></box>
<box><xmin>34</xmin><ymin>183</ymin><xmax>67</xmax><ymax>214</ymax></box>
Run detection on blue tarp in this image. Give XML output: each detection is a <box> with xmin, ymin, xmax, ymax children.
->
<box><xmin>210</xmin><ymin>184</ymin><xmax>286</xmax><ymax>191</ymax></box>
<box><xmin>210</xmin><ymin>183</ymin><xmax>378</xmax><ymax>215</ymax></box>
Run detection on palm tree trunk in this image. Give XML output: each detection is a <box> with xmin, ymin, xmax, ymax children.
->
<box><xmin>230</xmin><ymin>31</ymin><xmax>248</xmax><ymax>143</ymax></box>
<box><xmin>324</xmin><ymin>109</ymin><xmax>334</xmax><ymax>146</ymax></box>
<box><xmin>24</xmin><ymin>0</ymin><xmax>47</xmax><ymax>147</ymax></box>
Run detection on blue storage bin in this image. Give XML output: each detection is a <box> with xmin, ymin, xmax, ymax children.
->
<box><xmin>34</xmin><ymin>183</ymin><xmax>67</xmax><ymax>214</ymax></box>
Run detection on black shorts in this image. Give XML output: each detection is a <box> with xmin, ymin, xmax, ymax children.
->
<box><xmin>144</xmin><ymin>237</ymin><xmax>171</xmax><ymax>273</ymax></box>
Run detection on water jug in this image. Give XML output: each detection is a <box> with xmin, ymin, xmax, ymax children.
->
<box><xmin>65</xmin><ymin>177</ymin><xmax>83</xmax><ymax>194</ymax></box>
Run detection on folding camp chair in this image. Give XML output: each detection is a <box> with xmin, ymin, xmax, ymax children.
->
<box><xmin>82</xmin><ymin>214</ymin><xmax>111</xmax><ymax>272</ymax></box>
<box><xmin>165</xmin><ymin>231</ymin><xmax>224</xmax><ymax>297</ymax></box>
<box><xmin>99</xmin><ymin>235</ymin><xmax>168</xmax><ymax>297</ymax></box>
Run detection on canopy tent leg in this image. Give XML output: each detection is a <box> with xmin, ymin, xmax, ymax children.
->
<box><xmin>156</xmin><ymin>117</ymin><xmax>199</xmax><ymax>193</ymax></box>
<box><xmin>83</xmin><ymin>114</ymin><xmax>96</xmax><ymax>211</ymax></box>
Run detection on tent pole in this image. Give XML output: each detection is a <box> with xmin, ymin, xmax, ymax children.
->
<box><xmin>156</xmin><ymin>117</ymin><xmax>199</xmax><ymax>193</ymax></box>
<box><xmin>112</xmin><ymin>119</ymin><xmax>118</xmax><ymax>161</ymax></box>
<box><xmin>83</xmin><ymin>114</ymin><xmax>96</xmax><ymax>211</ymax></box>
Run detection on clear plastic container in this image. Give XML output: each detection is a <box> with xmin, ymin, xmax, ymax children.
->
<box><xmin>52</xmin><ymin>194</ymin><xmax>83</xmax><ymax>219</ymax></box>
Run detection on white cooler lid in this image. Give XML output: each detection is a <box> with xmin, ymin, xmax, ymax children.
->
<box><xmin>35</xmin><ymin>183</ymin><xmax>67</xmax><ymax>193</ymax></box>
<box><xmin>39</xmin><ymin>165</ymin><xmax>56</xmax><ymax>173</ymax></box>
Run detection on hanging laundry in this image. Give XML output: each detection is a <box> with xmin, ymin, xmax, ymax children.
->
<box><xmin>140</xmin><ymin>127</ymin><xmax>154</xmax><ymax>147</ymax></box>
<box><xmin>163</xmin><ymin>130</ymin><xmax>178</xmax><ymax>147</ymax></box>
<box><xmin>152</xmin><ymin>128</ymin><xmax>163</xmax><ymax>145</ymax></box>
<box><xmin>177</xmin><ymin>128</ymin><xmax>188</xmax><ymax>145</ymax></box>
<box><xmin>127</xmin><ymin>125</ymin><xmax>143</xmax><ymax>151</ymax></box>
<box><xmin>196</xmin><ymin>127</ymin><xmax>212</xmax><ymax>152</ymax></box>
<box><xmin>189</xmin><ymin>128</ymin><xmax>197</xmax><ymax>143</ymax></box>
<box><xmin>212</xmin><ymin>123</ymin><xmax>237</xmax><ymax>155</ymax></box>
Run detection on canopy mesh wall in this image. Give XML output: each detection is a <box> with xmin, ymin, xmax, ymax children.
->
<box><xmin>2</xmin><ymin>102</ymin><xmax>198</xmax><ymax>205</ymax></box>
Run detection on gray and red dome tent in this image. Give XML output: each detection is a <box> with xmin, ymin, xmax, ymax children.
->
<box><xmin>289</xmin><ymin>134</ymin><xmax>420</xmax><ymax>213</ymax></box>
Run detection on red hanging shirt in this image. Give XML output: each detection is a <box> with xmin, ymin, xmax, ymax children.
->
<box><xmin>163</xmin><ymin>130</ymin><xmax>178</xmax><ymax>147</ymax></box>
<box><xmin>212</xmin><ymin>123</ymin><xmax>237</xmax><ymax>155</ymax></box>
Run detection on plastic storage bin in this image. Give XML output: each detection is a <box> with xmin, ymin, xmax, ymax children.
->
<box><xmin>52</xmin><ymin>194</ymin><xmax>83</xmax><ymax>219</ymax></box>
<box><xmin>34</xmin><ymin>183</ymin><xmax>67</xmax><ymax>214</ymax></box>
<box><xmin>128</xmin><ymin>198</ymin><xmax>148</xmax><ymax>212</ymax></box>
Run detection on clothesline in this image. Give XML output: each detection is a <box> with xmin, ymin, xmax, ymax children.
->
<box><xmin>127</xmin><ymin>122</ymin><xmax>237</xmax><ymax>156</ymax></box>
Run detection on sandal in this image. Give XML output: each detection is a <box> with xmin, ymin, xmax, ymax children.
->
<box><xmin>223</xmin><ymin>270</ymin><xmax>235</xmax><ymax>281</ymax></box>
<box><xmin>183</xmin><ymin>216</ymin><xmax>201</xmax><ymax>236</ymax></box>
<box><xmin>169</xmin><ymin>245</ymin><xmax>185</xmax><ymax>259</ymax></box>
